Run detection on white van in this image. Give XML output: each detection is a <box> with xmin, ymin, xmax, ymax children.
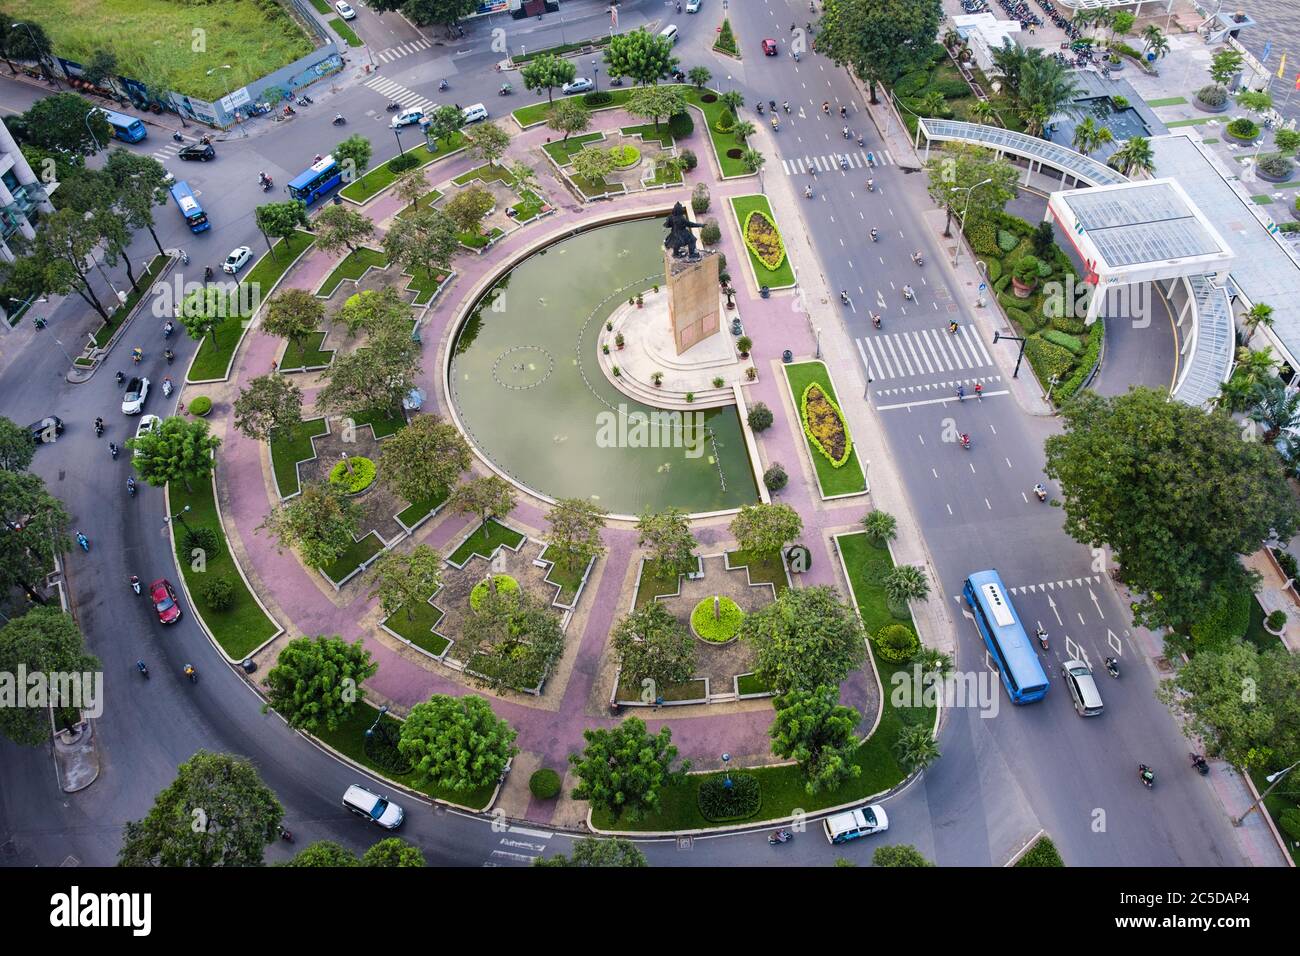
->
<box><xmin>461</xmin><ymin>103</ymin><xmax>488</xmax><ymax>124</ymax></box>
<box><xmin>659</xmin><ymin>24</ymin><xmax>679</xmax><ymax>47</ymax></box>
<box><xmin>823</xmin><ymin>805</ymin><xmax>889</xmax><ymax>843</ymax></box>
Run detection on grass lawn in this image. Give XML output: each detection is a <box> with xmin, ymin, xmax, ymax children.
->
<box><xmin>188</xmin><ymin>231</ymin><xmax>315</xmax><ymax>382</ymax></box>
<box><xmin>684</xmin><ymin>87</ymin><xmax>753</xmax><ymax>178</ymax></box>
<box><xmin>322</xmin><ymin>532</ymin><xmax>385</xmax><ymax>585</ymax></box>
<box><xmin>1242</xmin><ymin>597</ymin><xmax>1286</xmax><ymax>655</ymax></box>
<box><xmin>280</xmin><ymin>330</ymin><xmax>334</xmax><ymax>371</ymax></box>
<box><xmin>726</xmin><ymin>548</ymin><xmax>789</xmax><ymax>594</ymax></box>
<box><xmin>1252</xmin><ymin>195</ymin><xmax>1276</xmax><ymax>205</ymax></box>
<box><xmin>9</xmin><ymin>0</ymin><xmax>313</xmax><ymax>101</ymax></box>
<box><xmin>514</xmin><ymin>90</ymin><xmax>632</xmax><ymax>128</ymax></box>
<box><xmin>91</xmin><ymin>254</ymin><xmax>169</xmax><ymax>348</ymax></box>
<box><xmin>313</xmin><ymin>702</ymin><xmax>494</xmax><ymax>810</ymax></box>
<box><xmin>403</xmin><ymin>267</ymin><xmax>450</xmax><ymax>306</ymax></box>
<box><xmin>635</xmin><ymin>558</ymin><xmax>687</xmax><ymax>607</ymax></box>
<box><xmin>452</xmin><ymin>163</ymin><xmax>515</xmax><ymax>186</ymax></box>
<box><xmin>621</xmin><ymin>123</ymin><xmax>675</xmax><ymax>147</ymax></box>
<box><xmin>167</xmin><ymin>470</ymin><xmax>279</xmax><ymax>659</ymax></box>
<box><xmin>1165</xmin><ymin>117</ymin><xmax>1215</xmax><ymax>128</ymax></box>
<box><xmin>539</xmin><ymin>547</ymin><xmax>589</xmax><ymax>604</ymax></box>
<box><xmin>449</xmin><ymin>519</ymin><xmax>525</xmax><ymax>566</ymax></box>
<box><xmin>512</xmin><ymin>35</ymin><xmax>612</xmax><ymax>65</ymax></box>
<box><xmin>736</xmin><ymin>673</ymin><xmax>771</xmax><ymax>695</ymax></box>
<box><xmin>340</xmin><ymin>134</ymin><xmax>467</xmax><ymax>202</ymax></box>
<box><xmin>511</xmin><ymin>188</ymin><xmax>547</xmax><ymax>221</ymax></box>
<box><xmin>395</xmin><ymin>188</ymin><xmax>444</xmax><ymax>219</ymax></box>
<box><xmin>352</xmin><ymin>406</ymin><xmax>406</xmax><ymax>439</ymax></box>
<box><xmin>836</xmin><ymin>533</ymin><xmax>899</xmax><ymax>636</ymax></box>
<box><xmin>646</xmin><ymin>162</ymin><xmax>685</xmax><ymax>187</ymax></box>
<box><xmin>268</xmin><ymin>417</ymin><xmax>329</xmax><ymax>498</ymax></box>
<box><xmin>459</xmin><ymin>226</ymin><xmax>505</xmax><ymax>249</ymax></box>
<box><xmin>729</xmin><ymin>194</ymin><xmax>797</xmax><ymax>288</ymax></box>
<box><xmin>383</xmin><ymin>598</ymin><xmax>450</xmax><ymax>657</ymax></box>
<box><xmin>615</xmin><ymin>676</ymin><xmax>707</xmax><ymax>703</ymax></box>
<box><xmin>1147</xmin><ymin>96</ymin><xmax>1188</xmax><ymax>107</ymax></box>
<box><xmin>316</xmin><ymin>246</ymin><xmax>389</xmax><ymax>298</ymax></box>
<box><xmin>328</xmin><ymin>17</ymin><xmax>362</xmax><ymax>47</ymax></box>
<box><xmin>542</xmin><ymin>132</ymin><xmax>604</xmax><ymax>166</ymax></box>
<box><xmin>782</xmin><ymin>361</ymin><xmax>868</xmax><ymax>497</ymax></box>
<box><xmin>308</xmin><ymin>0</ymin><xmax>330</xmax><ymax>11</ymax></box>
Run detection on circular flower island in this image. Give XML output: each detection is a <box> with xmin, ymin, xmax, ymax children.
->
<box><xmin>470</xmin><ymin>573</ymin><xmax>520</xmax><ymax>611</ymax></box>
<box><xmin>328</xmin><ymin>456</ymin><xmax>376</xmax><ymax>494</ymax></box>
<box><xmin>690</xmin><ymin>596</ymin><xmax>744</xmax><ymax>643</ymax></box>
<box><xmin>609</xmin><ymin>144</ymin><xmax>641</xmax><ymax>169</ymax></box>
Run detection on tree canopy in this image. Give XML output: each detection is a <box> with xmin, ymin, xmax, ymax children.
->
<box><xmin>819</xmin><ymin>0</ymin><xmax>942</xmax><ymax>103</ymax></box>
<box><xmin>263</xmin><ymin>635</ymin><xmax>377</xmax><ymax>733</ymax></box>
<box><xmin>0</xmin><ymin>607</ymin><xmax>97</xmax><ymax>746</ymax></box>
<box><xmin>378</xmin><ymin>414</ymin><xmax>471</xmax><ymax>505</ymax></box>
<box><xmin>398</xmin><ymin>693</ymin><xmax>518</xmax><ymax>792</ymax></box>
<box><xmin>742</xmin><ymin>586</ymin><xmax>866</xmax><ymax>693</ymax></box>
<box><xmin>126</xmin><ymin>416</ymin><xmax>221</xmax><ymax>491</ymax></box>
<box><xmin>611</xmin><ymin>600</ymin><xmax>697</xmax><ymax>694</ymax></box>
<box><xmin>569</xmin><ymin>717</ymin><xmax>687</xmax><ymax>821</ymax></box>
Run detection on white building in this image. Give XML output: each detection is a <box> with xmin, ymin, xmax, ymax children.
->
<box><xmin>952</xmin><ymin>13</ymin><xmax>1022</xmax><ymax>76</ymax></box>
<box><xmin>0</xmin><ymin>116</ymin><xmax>52</xmax><ymax>263</ymax></box>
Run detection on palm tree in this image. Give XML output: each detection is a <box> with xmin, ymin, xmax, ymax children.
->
<box><xmin>732</xmin><ymin>119</ymin><xmax>756</xmax><ymax>144</ymax></box>
<box><xmin>1250</xmin><ymin>378</ymin><xmax>1300</xmax><ymax>442</ymax></box>
<box><xmin>1142</xmin><ymin>24</ymin><xmax>1162</xmax><ymax>48</ymax></box>
<box><xmin>943</xmin><ymin>29</ymin><xmax>961</xmax><ymax>50</ymax></box>
<box><xmin>918</xmin><ymin>91</ymin><xmax>947</xmax><ymax>118</ymax></box>
<box><xmin>1216</xmin><ymin>372</ymin><xmax>1259</xmax><ymax>414</ymax></box>
<box><xmin>1017</xmin><ymin>56</ymin><xmax>1081</xmax><ymax>137</ymax></box>
<box><xmin>884</xmin><ymin>565</ymin><xmax>930</xmax><ymax>618</ymax></box>
<box><xmin>971</xmin><ymin>98</ymin><xmax>997</xmax><ymax>125</ymax></box>
<box><xmin>1110</xmin><ymin>135</ymin><xmax>1155</xmax><ymax>176</ymax></box>
<box><xmin>1243</xmin><ymin>302</ymin><xmax>1275</xmax><ymax>339</ymax></box>
<box><xmin>1071</xmin><ymin>116</ymin><xmax>1114</xmax><ymax>156</ymax></box>
<box><xmin>688</xmin><ymin>66</ymin><xmax>711</xmax><ymax>90</ymax></box>
<box><xmin>861</xmin><ymin>509</ymin><xmax>897</xmax><ymax>545</ymax></box>
<box><xmin>894</xmin><ymin>725</ymin><xmax>941</xmax><ymax>772</ymax></box>
<box><xmin>1147</xmin><ymin>33</ymin><xmax>1170</xmax><ymax>61</ymax></box>
<box><xmin>740</xmin><ymin>147</ymin><xmax>765</xmax><ymax>173</ymax></box>
<box><xmin>991</xmin><ymin>40</ymin><xmax>1029</xmax><ymax>98</ymax></box>
<box><xmin>719</xmin><ymin>89</ymin><xmax>744</xmax><ymax>114</ymax></box>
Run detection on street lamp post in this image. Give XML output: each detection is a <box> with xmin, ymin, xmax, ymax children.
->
<box><xmin>51</xmin><ymin>337</ymin><xmax>75</xmax><ymax>366</ymax></box>
<box><xmin>82</xmin><ymin>109</ymin><xmax>102</xmax><ymax>152</ymax></box>
<box><xmin>993</xmin><ymin>329</ymin><xmax>1028</xmax><ymax>379</ymax></box>
<box><xmin>393</xmin><ymin>126</ymin><xmax>406</xmax><ymax>157</ymax></box>
<box><xmin>815</xmin><ymin>325</ymin><xmax>822</xmax><ymax>360</ymax></box>
<box><xmin>207</xmin><ymin>65</ymin><xmax>246</xmax><ymax>138</ymax></box>
<box><xmin>952</xmin><ymin>177</ymin><xmax>994</xmax><ymax>268</ymax></box>
<box><xmin>164</xmin><ymin>504</ymin><xmax>193</xmax><ymax>535</ymax></box>
<box><xmin>1233</xmin><ymin>760</ymin><xmax>1299</xmax><ymax>826</ymax></box>
<box><xmin>592</xmin><ymin>58</ymin><xmax>600</xmax><ymax>93</ymax></box>
<box><xmin>12</xmin><ymin>23</ymin><xmax>60</xmax><ymax>90</ymax></box>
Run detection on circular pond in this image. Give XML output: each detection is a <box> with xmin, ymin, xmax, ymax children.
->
<box><xmin>449</xmin><ymin>218</ymin><xmax>757</xmax><ymax>515</ymax></box>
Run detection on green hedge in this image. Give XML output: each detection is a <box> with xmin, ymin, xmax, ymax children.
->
<box><xmin>927</xmin><ymin>78</ymin><xmax>972</xmax><ymax>99</ymax></box>
<box><xmin>1054</xmin><ymin>322</ymin><xmax>1103</xmax><ymax>403</ymax></box>
<box><xmin>1024</xmin><ymin>336</ymin><xmax>1077</xmax><ymax>382</ymax></box>
<box><xmin>1042</xmin><ymin>329</ymin><xmax>1085</xmax><ymax>355</ymax></box>
<box><xmin>895</xmin><ymin>70</ymin><xmax>929</xmax><ymax>96</ymax></box>
<box><xmin>981</xmin><ymin>257</ymin><xmax>1002</xmax><ymax>282</ymax></box>
<box><xmin>968</xmin><ymin>221</ymin><xmax>998</xmax><ymax>255</ymax></box>
<box><xmin>1004</xmin><ymin>305</ymin><xmax>1034</xmax><ymax>328</ymax></box>
<box><xmin>1050</xmin><ymin>313</ymin><xmax>1089</xmax><ymax>335</ymax></box>
<box><xmin>994</xmin><ymin>273</ymin><xmax>1012</xmax><ymax>294</ymax></box>
<box><xmin>997</xmin><ymin>229</ymin><xmax>1019</xmax><ymax>252</ymax></box>
<box><xmin>873</xmin><ymin>623</ymin><xmax>920</xmax><ymax>664</ymax></box>
<box><xmin>1189</xmin><ymin>585</ymin><xmax>1252</xmax><ymax>650</ymax></box>
<box><xmin>800</xmin><ymin>381</ymin><xmax>854</xmax><ymax>468</ymax></box>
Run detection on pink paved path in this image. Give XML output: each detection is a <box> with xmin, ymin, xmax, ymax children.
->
<box><xmin>216</xmin><ymin>108</ymin><xmax>880</xmax><ymax>822</ymax></box>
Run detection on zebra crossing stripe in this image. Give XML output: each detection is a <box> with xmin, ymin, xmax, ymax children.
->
<box><xmin>921</xmin><ymin>329</ymin><xmax>949</xmax><ymax>371</ymax></box>
<box><xmin>864</xmin><ymin>337</ymin><xmax>891</xmax><ymax>378</ymax></box>
<box><xmin>966</xmin><ymin>326</ymin><xmax>993</xmax><ymax>365</ymax></box>
<box><xmin>885</xmin><ymin>334</ymin><xmax>913</xmax><ymax>377</ymax></box>
<box><xmin>901</xmin><ymin>332</ymin><xmax>927</xmax><ymax>375</ymax></box>
<box><xmin>856</xmin><ymin>338</ymin><xmax>872</xmax><ymax>378</ymax></box>
<box><xmin>950</xmin><ymin>328</ymin><xmax>976</xmax><ymax>367</ymax></box>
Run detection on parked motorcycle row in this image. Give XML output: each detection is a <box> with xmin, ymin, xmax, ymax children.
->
<box><xmin>996</xmin><ymin>0</ymin><xmax>1042</xmax><ymax>31</ymax></box>
<box><xmin>959</xmin><ymin>0</ymin><xmax>988</xmax><ymax>14</ymax></box>
<box><xmin>1037</xmin><ymin>0</ymin><xmax>1084</xmax><ymax>41</ymax></box>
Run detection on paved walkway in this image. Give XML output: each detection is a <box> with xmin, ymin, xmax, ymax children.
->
<box><xmin>207</xmin><ymin>104</ymin><xmax>908</xmax><ymax>824</ymax></box>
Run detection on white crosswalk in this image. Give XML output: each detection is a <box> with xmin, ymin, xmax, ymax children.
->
<box><xmin>364</xmin><ymin>75</ymin><xmax>439</xmax><ymax>114</ymax></box>
<box><xmin>856</xmin><ymin>324</ymin><xmax>994</xmax><ymax>382</ymax></box>
<box><xmin>373</xmin><ymin>38</ymin><xmax>433</xmax><ymax>65</ymax></box>
<box><xmin>782</xmin><ymin>149</ymin><xmax>894</xmax><ymax>175</ymax></box>
<box><xmin>149</xmin><ymin>140</ymin><xmax>184</xmax><ymax>164</ymax></box>
<box><xmin>481</xmin><ymin>825</ymin><xmax>555</xmax><ymax>867</ymax></box>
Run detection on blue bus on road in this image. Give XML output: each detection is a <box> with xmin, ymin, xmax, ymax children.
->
<box><xmin>963</xmin><ymin>569</ymin><xmax>1049</xmax><ymax>704</ymax></box>
<box><xmin>97</xmin><ymin>108</ymin><xmax>147</xmax><ymax>143</ymax></box>
<box><xmin>170</xmin><ymin>181</ymin><xmax>209</xmax><ymax>233</ymax></box>
<box><xmin>287</xmin><ymin>155</ymin><xmax>345</xmax><ymax>204</ymax></box>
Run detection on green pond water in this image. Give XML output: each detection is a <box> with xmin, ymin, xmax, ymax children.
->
<box><xmin>448</xmin><ymin>218</ymin><xmax>757</xmax><ymax>515</ymax></box>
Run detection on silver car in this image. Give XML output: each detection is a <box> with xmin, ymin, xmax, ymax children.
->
<box><xmin>1061</xmin><ymin>660</ymin><xmax>1104</xmax><ymax>716</ymax></box>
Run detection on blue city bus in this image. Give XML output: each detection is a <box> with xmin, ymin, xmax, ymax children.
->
<box><xmin>169</xmin><ymin>181</ymin><xmax>210</xmax><ymax>233</ymax></box>
<box><xmin>963</xmin><ymin>569</ymin><xmax>1049</xmax><ymax>704</ymax></box>
<box><xmin>287</xmin><ymin>155</ymin><xmax>345</xmax><ymax>204</ymax></box>
<box><xmin>97</xmin><ymin>108</ymin><xmax>147</xmax><ymax>143</ymax></box>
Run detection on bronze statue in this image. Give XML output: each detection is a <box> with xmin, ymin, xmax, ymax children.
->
<box><xmin>663</xmin><ymin>201</ymin><xmax>703</xmax><ymax>259</ymax></box>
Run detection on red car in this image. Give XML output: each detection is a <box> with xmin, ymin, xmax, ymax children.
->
<box><xmin>762</xmin><ymin>38</ymin><xmax>778</xmax><ymax>56</ymax></box>
<box><xmin>150</xmin><ymin>578</ymin><xmax>182</xmax><ymax>625</ymax></box>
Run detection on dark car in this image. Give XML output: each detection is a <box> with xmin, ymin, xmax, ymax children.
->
<box><xmin>150</xmin><ymin>578</ymin><xmax>182</xmax><ymax>625</ymax></box>
<box><xmin>28</xmin><ymin>416</ymin><xmax>63</xmax><ymax>444</ymax></box>
<box><xmin>178</xmin><ymin>143</ymin><xmax>215</xmax><ymax>162</ymax></box>
<box><xmin>762</xmin><ymin>38</ymin><xmax>778</xmax><ymax>56</ymax></box>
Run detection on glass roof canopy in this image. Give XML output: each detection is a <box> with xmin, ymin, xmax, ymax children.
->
<box><xmin>1061</xmin><ymin>184</ymin><xmax>1226</xmax><ymax>268</ymax></box>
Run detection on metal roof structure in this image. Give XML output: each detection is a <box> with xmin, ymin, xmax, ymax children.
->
<box><xmin>917</xmin><ymin>118</ymin><xmax>1128</xmax><ymax>186</ymax></box>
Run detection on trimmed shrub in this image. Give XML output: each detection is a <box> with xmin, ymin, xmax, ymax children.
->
<box><xmin>1042</xmin><ymin>329</ymin><xmax>1085</xmax><ymax>355</ymax></box>
<box><xmin>1053</xmin><ymin>322</ymin><xmax>1104</xmax><ymax>403</ymax></box>
<box><xmin>994</xmin><ymin>273</ymin><xmax>1012</xmax><ymax>294</ymax></box>
<box><xmin>188</xmin><ymin>396</ymin><xmax>213</xmax><ymax>416</ymax></box>
<box><xmin>1258</xmin><ymin>155</ymin><xmax>1294</xmax><ymax>179</ymax></box>
<box><xmin>1024</xmin><ymin>336</ymin><xmax>1077</xmax><ymax>382</ymax></box>
<box><xmin>1189</xmin><ymin>585</ymin><xmax>1252</xmax><ymax>650</ymax></box>
<box><xmin>529</xmin><ymin>768</ymin><xmax>562</xmax><ymax>800</ymax></box>
<box><xmin>1196</xmin><ymin>84</ymin><xmax>1228</xmax><ymax>107</ymax></box>
<box><xmin>1017</xmin><ymin>836</ymin><xmax>1065</xmax><ymax>867</ymax></box>
<box><xmin>201</xmin><ymin>578</ymin><xmax>235</xmax><ymax>611</ymax></box>
<box><xmin>1004</xmin><ymin>305</ymin><xmax>1035</xmax><ymax>330</ymax></box>
<box><xmin>997</xmin><ymin>291</ymin><xmax>1024</xmax><ymax>312</ymax></box>
<box><xmin>698</xmin><ymin>772</ymin><xmax>761</xmax><ymax>822</ymax></box>
<box><xmin>1274</xmin><ymin>548</ymin><xmax>1299</xmax><ymax>582</ymax></box>
<box><xmin>763</xmin><ymin>463</ymin><xmax>788</xmax><ymax>492</ymax></box>
<box><xmin>894</xmin><ymin>70</ymin><xmax>930</xmax><ymax>97</ymax></box>
<box><xmin>1278</xmin><ymin>808</ymin><xmax>1300</xmax><ymax>843</ymax></box>
<box><xmin>715</xmin><ymin>108</ymin><xmax>736</xmax><ymax>133</ymax></box>
<box><xmin>967</xmin><ymin>220</ymin><xmax>999</xmax><ymax>255</ymax></box>
<box><xmin>583</xmin><ymin>90</ymin><xmax>613</xmax><ymax>106</ymax></box>
<box><xmin>997</xmin><ymin>229</ymin><xmax>1019</xmax><ymax>252</ymax></box>
<box><xmin>701</xmin><ymin>219</ymin><xmax>722</xmax><ymax>246</ymax></box>
<box><xmin>328</xmin><ymin>456</ymin><xmax>376</xmax><ymax>493</ymax></box>
<box><xmin>668</xmin><ymin>111</ymin><xmax>694</xmax><ymax>139</ymax></box>
<box><xmin>1050</xmin><ymin>313</ymin><xmax>1089</xmax><ymax>335</ymax></box>
<box><xmin>1266</xmin><ymin>609</ymin><xmax>1288</xmax><ymax>631</ymax></box>
<box><xmin>183</xmin><ymin>526</ymin><xmax>221</xmax><ymax>560</ymax></box>
<box><xmin>874</xmin><ymin>623</ymin><xmax>920</xmax><ymax>664</ymax></box>
<box><xmin>928</xmin><ymin>78</ymin><xmax>972</xmax><ymax>99</ymax></box>
<box><xmin>981</xmin><ymin>257</ymin><xmax>1002</xmax><ymax>282</ymax></box>
<box><xmin>691</xmin><ymin>182</ymin><xmax>710</xmax><ymax>214</ymax></box>
<box><xmin>680</xmin><ymin>148</ymin><xmax>698</xmax><ymax>171</ymax></box>
<box><xmin>1227</xmin><ymin>117</ymin><xmax>1259</xmax><ymax>140</ymax></box>
<box><xmin>748</xmin><ymin>402</ymin><xmax>774</xmax><ymax>432</ymax></box>
<box><xmin>470</xmin><ymin>574</ymin><xmax>520</xmax><ymax>611</ymax></box>
<box><xmin>691</xmin><ymin>596</ymin><xmax>744</xmax><ymax>642</ymax></box>
<box><xmin>386</xmin><ymin>152</ymin><xmax>419</xmax><ymax>174</ymax></box>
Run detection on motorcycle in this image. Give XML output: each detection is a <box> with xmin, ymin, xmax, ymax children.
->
<box><xmin>870</xmin><ymin>229</ymin><xmax>878</xmax><ymax>242</ymax></box>
<box><xmin>871</xmin><ymin>313</ymin><xmax>882</xmax><ymax>330</ymax></box>
<box><xmin>165</xmin><ymin>348</ymin><xmax>175</xmax><ymax>365</ymax></box>
<box><xmin>498</xmin><ymin>83</ymin><xmax>513</xmax><ymax>96</ymax></box>
<box><xmin>841</xmin><ymin>126</ymin><xmax>850</xmax><ymax>139</ymax></box>
<box><xmin>130</xmin><ymin>575</ymin><xmax>141</xmax><ymax>594</ymax></box>
<box><xmin>75</xmin><ymin>531</ymin><xmax>89</xmax><ymax>552</ymax></box>
<box><xmin>278</xmin><ymin>825</ymin><xmax>294</xmax><ymax>843</ymax></box>
<box><xmin>866</xmin><ymin>179</ymin><xmax>874</xmax><ymax>192</ymax></box>
<box><xmin>162</xmin><ymin>376</ymin><xmax>174</xmax><ymax>397</ymax></box>
<box><xmin>756</xmin><ymin>102</ymin><xmax>764</xmax><ymax>115</ymax></box>
<box><xmin>838</xmin><ymin>155</ymin><xmax>849</xmax><ymax>170</ymax></box>
<box><xmin>1035</xmin><ymin>626</ymin><xmax>1048</xmax><ymax>651</ymax></box>
<box><xmin>137</xmin><ymin>660</ymin><xmax>149</xmax><ymax>679</ymax></box>
<box><xmin>1138</xmin><ymin>764</ymin><xmax>1155</xmax><ymax>789</ymax></box>
<box><xmin>856</xmin><ymin>134</ymin><xmax>864</xmax><ymax>147</ymax></box>
<box><xmin>902</xmin><ymin>286</ymin><xmax>915</xmax><ymax>301</ymax></box>
<box><xmin>127</xmin><ymin>476</ymin><xmax>136</xmax><ymax>497</ymax></box>
<box><xmin>204</xmin><ymin>266</ymin><xmax>214</xmax><ymax>281</ymax></box>
<box><xmin>163</xmin><ymin>320</ymin><xmax>174</xmax><ymax>338</ymax></box>
<box><xmin>296</xmin><ymin>95</ymin><xmax>312</xmax><ymax>106</ymax></box>
<box><xmin>1033</xmin><ymin>484</ymin><xmax>1047</xmax><ymax>502</ymax></box>
<box><xmin>94</xmin><ymin>418</ymin><xmax>104</xmax><ymax>437</ymax></box>
<box><xmin>804</xmin><ymin>186</ymin><xmax>813</xmax><ymax>199</ymax></box>
<box><xmin>385</xmin><ymin>102</ymin><xmax>402</xmax><ymax>111</ymax></box>
<box><xmin>1105</xmin><ymin>657</ymin><xmax>1120</xmax><ymax>678</ymax></box>
<box><xmin>115</xmin><ymin>371</ymin><xmax>125</xmax><ymax>386</ymax></box>
<box><xmin>108</xmin><ymin>442</ymin><xmax>119</xmax><ymax>460</ymax></box>
<box><xmin>261</xmin><ymin>179</ymin><xmax>272</xmax><ymax>192</ymax></box>
<box><xmin>132</xmin><ymin>347</ymin><xmax>143</xmax><ymax>364</ymax></box>
<box><xmin>332</xmin><ymin>114</ymin><xmax>346</xmax><ymax>125</ymax></box>
<box><xmin>768</xmin><ymin>829</ymin><xmax>792</xmax><ymax>846</ymax></box>
<box><xmin>609</xmin><ymin>76</ymin><xmax>623</xmax><ymax>87</ymax></box>
<box><xmin>793</xmin><ymin>51</ymin><xmax>800</xmax><ymax>62</ymax></box>
<box><xmin>840</xmin><ymin>290</ymin><xmax>850</xmax><ymax>304</ymax></box>
<box><xmin>960</xmin><ymin>435</ymin><xmax>971</xmax><ymax>450</ymax></box>
<box><xmin>439</xmin><ymin>79</ymin><xmax>449</xmax><ymax>91</ymax></box>
<box><xmin>1190</xmin><ymin>753</ymin><xmax>1209</xmax><ymax>776</ymax></box>
<box><xmin>956</xmin><ymin>386</ymin><xmax>965</xmax><ymax>403</ymax></box>
<box><xmin>912</xmin><ymin>253</ymin><xmax>924</xmax><ymax>266</ymax></box>
<box><xmin>184</xmin><ymin>665</ymin><xmax>198</xmax><ymax>685</ymax></box>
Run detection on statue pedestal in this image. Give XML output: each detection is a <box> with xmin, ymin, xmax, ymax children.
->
<box><xmin>665</xmin><ymin>249</ymin><xmax>720</xmax><ymax>355</ymax></box>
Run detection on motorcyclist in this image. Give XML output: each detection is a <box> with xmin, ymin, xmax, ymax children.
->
<box><xmin>130</xmin><ymin>575</ymin><xmax>140</xmax><ymax>594</ymax></box>
<box><xmin>867</xmin><ymin>178</ymin><xmax>874</xmax><ymax>191</ymax></box>
<box><xmin>903</xmin><ymin>284</ymin><xmax>914</xmax><ymax>299</ymax></box>
<box><xmin>913</xmin><ymin>250</ymin><xmax>924</xmax><ymax>265</ymax></box>
<box><xmin>821</xmin><ymin>101</ymin><xmax>830</xmax><ymax>115</ymax></box>
<box><xmin>869</xmin><ymin>227</ymin><xmax>878</xmax><ymax>241</ymax></box>
<box><xmin>204</xmin><ymin>265</ymin><xmax>214</xmax><ymax>281</ymax></box>
<box><xmin>1139</xmin><ymin>764</ymin><xmax>1155</xmax><ymax>784</ymax></box>
<box><xmin>871</xmin><ymin>312</ymin><xmax>881</xmax><ymax>329</ymax></box>
<box><xmin>108</xmin><ymin>442</ymin><xmax>119</xmax><ymax>459</ymax></box>
<box><xmin>163</xmin><ymin>319</ymin><xmax>174</xmax><ymax>336</ymax></box>
<box><xmin>804</xmin><ymin>185</ymin><xmax>813</xmax><ymax>198</ymax></box>
<box><xmin>94</xmin><ymin>416</ymin><xmax>104</xmax><ymax>436</ymax></box>
<box><xmin>782</xmin><ymin>101</ymin><xmax>790</xmax><ymax>113</ymax></box>
<box><xmin>1033</xmin><ymin>482</ymin><xmax>1046</xmax><ymax>500</ymax></box>
<box><xmin>839</xmin><ymin>105</ymin><xmax>847</xmax><ymax>118</ymax></box>
<box><xmin>1105</xmin><ymin>656</ymin><xmax>1119</xmax><ymax>676</ymax></box>
<box><xmin>840</xmin><ymin>289</ymin><xmax>849</xmax><ymax>304</ymax></box>
<box><xmin>842</xmin><ymin>125</ymin><xmax>849</xmax><ymax>138</ymax></box>
<box><xmin>956</xmin><ymin>384</ymin><xmax>965</xmax><ymax>401</ymax></box>
<box><xmin>756</xmin><ymin>101</ymin><xmax>764</xmax><ymax>114</ymax></box>
<box><xmin>948</xmin><ymin>320</ymin><xmax>959</xmax><ymax>334</ymax></box>
<box><xmin>959</xmin><ymin>433</ymin><xmax>970</xmax><ymax>448</ymax></box>
<box><xmin>126</xmin><ymin>476</ymin><xmax>136</xmax><ymax>496</ymax></box>
<box><xmin>974</xmin><ymin>382</ymin><xmax>983</xmax><ymax>399</ymax></box>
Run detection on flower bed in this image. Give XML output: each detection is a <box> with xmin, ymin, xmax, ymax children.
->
<box><xmin>690</xmin><ymin>596</ymin><xmax>744</xmax><ymax>643</ymax></box>
<box><xmin>742</xmin><ymin>209</ymin><xmax>786</xmax><ymax>271</ymax></box>
<box><xmin>609</xmin><ymin>144</ymin><xmax>641</xmax><ymax>168</ymax></box>
<box><xmin>328</xmin><ymin>456</ymin><xmax>376</xmax><ymax>494</ymax></box>
<box><xmin>469</xmin><ymin>574</ymin><xmax>520</xmax><ymax>611</ymax></box>
<box><xmin>801</xmin><ymin>382</ymin><xmax>852</xmax><ymax>467</ymax></box>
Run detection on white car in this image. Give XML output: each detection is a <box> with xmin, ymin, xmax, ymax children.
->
<box><xmin>122</xmin><ymin>378</ymin><xmax>150</xmax><ymax>416</ymax></box>
<box><xmin>342</xmin><ymin>784</ymin><xmax>405</xmax><ymax>829</ymax></box>
<box><xmin>222</xmin><ymin>245</ymin><xmax>253</xmax><ymax>274</ymax></box>
<box><xmin>561</xmin><ymin>77</ymin><xmax>594</xmax><ymax>95</ymax></box>
<box><xmin>686</xmin><ymin>0</ymin><xmax>702</xmax><ymax>12</ymax></box>
<box><xmin>461</xmin><ymin>103</ymin><xmax>488</xmax><ymax>123</ymax></box>
<box><xmin>335</xmin><ymin>1</ymin><xmax>356</xmax><ymax>19</ymax></box>
<box><xmin>390</xmin><ymin>108</ymin><xmax>425</xmax><ymax>129</ymax></box>
<box><xmin>822</xmin><ymin>805</ymin><xmax>889</xmax><ymax>843</ymax></box>
<box><xmin>133</xmin><ymin>415</ymin><xmax>161</xmax><ymax>456</ymax></box>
